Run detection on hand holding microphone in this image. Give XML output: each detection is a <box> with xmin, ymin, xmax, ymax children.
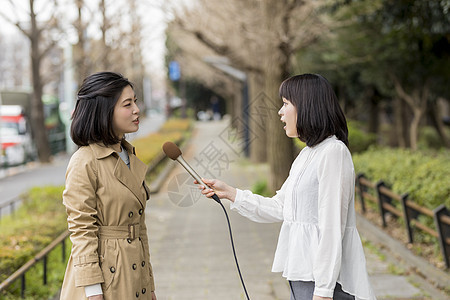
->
<box><xmin>195</xmin><ymin>178</ymin><xmax>237</xmax><ymax>203</ymax></box>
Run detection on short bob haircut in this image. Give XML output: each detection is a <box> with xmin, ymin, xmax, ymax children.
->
<box><xmin>279</xmin><ymin>73</ymin><xmax>349</xmax><ymax>147</ymax></box>
<box><xmin>71</xmin><ymin>72</ymin><xmax>134</xmax><ymax>147</ymax></box>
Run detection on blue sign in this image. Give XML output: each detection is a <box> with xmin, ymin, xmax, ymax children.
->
<box><xmin>169</xmin><ymin>61</ymin><xmax>181</xmax><ymax>81</ymax></box>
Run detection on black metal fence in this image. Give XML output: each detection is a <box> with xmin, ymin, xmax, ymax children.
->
<box><xmin>0</xmin><ymin>231</ymin><xmax>69</xmax><ymax>298</ymax></box>
<box><xmin>356</xmin><ymin>173</ymin><xmax>450</xmax><ymax>269</ymax></box>
<box><xmin>0</xmin><ymin>196</ymin><xmax>22</xmax><ymax>219</ymax></box>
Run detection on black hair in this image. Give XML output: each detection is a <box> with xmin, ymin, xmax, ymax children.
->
<box><xmin>279</xmin><ymin>73</ymin><xmax>349</xmax><ymax>147</ymax></box>
<box><xmin>71</xmin><ymin>71</ymin><xmax>134</xmax><ymax>147</ymax></box>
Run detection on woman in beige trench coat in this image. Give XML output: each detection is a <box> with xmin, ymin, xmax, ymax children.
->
<box><xmin>60</xmin><ymin>72</ymin><xmax>157</xmax><ymax>300</ymax></box>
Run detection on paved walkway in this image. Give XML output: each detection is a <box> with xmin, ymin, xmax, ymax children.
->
<box><xmin>146</xmin><ymin>119</ymin><xmax>448</xmax><ymax>300</ymax></box>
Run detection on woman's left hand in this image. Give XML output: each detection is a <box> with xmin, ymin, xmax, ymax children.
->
<box><xmin>313</xmin><ymin>296</ymin><xmax>331</xmax><ymax>300</ymax></box>
<box><xmin>152</xmin><ymin>291</ymin><xmax>157</xmax><ymax>300</ymax></box>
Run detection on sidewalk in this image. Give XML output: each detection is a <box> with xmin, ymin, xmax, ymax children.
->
<box><xmin>146</xmin><ymin>119</ymin><xmax>449</xmax><ymax>300</ymax></box>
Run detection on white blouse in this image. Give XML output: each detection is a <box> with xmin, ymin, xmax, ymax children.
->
<box><xmin>230</xmin><ymin>136</ymin><xmax>376</xmax><ymax>299</ymax></box>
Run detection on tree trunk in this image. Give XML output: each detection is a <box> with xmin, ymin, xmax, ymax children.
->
<box><xmin>263</xmin><ymin>0</ymin><xmax>294</xmax><ymax>192</ymax></box>
<box><xmin>30</xmin><ymin>1</ymin><xmax>51</xmax><ymax>162</ymax></box>
<box><xmin>367</xmin><ymin>87</ymin><xmax>380</xmax><ymax>134</ymax></box>
<box><xmin>409</xmin><ymin>106</ymin><xmax>423</xmax><ymax>151</ymax></box>
<box><xmin>128</xmin><ymin>0</ymin><xmax>145</xmax><ymax>113</ymax></box>
<box><xmin>394</xmin><ymin>79</ymin><xmax>429</xmax><ymax>151</ymax></box>
<box><xmin>248</xmin><ymin>72</ymin><xmax>267</xmax><ymax>163</ymax></box>
<box><xmin>225</xmin><ymin>89</ymin><xmax>235</xmax><ymax>122</ymax></box>
<box><xmin>230</xmin><ymin>80</ymin><xmax>241</xmax><ymax>123</ymax></box>
<box><xmin>393</xmin><ymin>97</ymin><xmax>407</xmax><ymax>147</ymax></box>
<box><xmin>427</xmin><ymin>99</ymin><xmax>450</xmax><ymax>148</ymax></box>
<box><xmin>99</xmin><ymin>0</ymin><xmax>111</xmax><ymax>70</ymax></box>
<box><xmin>264</xmin><ymin>62</ymin><xmax>293</xmax><ymax>191</ymax></box>
<box><xmin>74</xmin><ymin>0</ymin><xmax>89</xmax><ymax>85</ymax></box>
<box><xmin>402</xmin><ymin>99</ymin><xmax>411</xmax><ymax>148</ymax></box>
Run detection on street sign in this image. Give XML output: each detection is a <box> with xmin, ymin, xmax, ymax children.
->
<box><xmin>169</xmin><ymin>61</ymin><xmax>181</xmax><ymax>81</ymax></box>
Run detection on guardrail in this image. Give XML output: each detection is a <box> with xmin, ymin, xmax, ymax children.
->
<box><xmin>0</xmin><ymin>196</ymin><xmax>22</xmax><ymax>220</ymax></box>
<box><xmin>0</xmin><ymin>231</ymin><xmax>69</xmax><ymax>298</ymax></box>
<box><xmin>49</xmin><ymin>131</ymin><xmax>66</xmax><ymax>155</ymax></box>
<box><xmin>356</xmin><ymin>173</ymin><xmax>450</xmax><ymax>269</ymax></box>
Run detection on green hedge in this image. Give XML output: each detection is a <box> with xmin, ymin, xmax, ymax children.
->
<box><xmin>0</xmin><ymin>186</ymin><xmax>68</xmax><ymax>299</ymax></box>
<box><xmin>1</xmin><ymin>240</ymin><xmax>72</xmax><ymax>300</ymax></box>
<box><xmin>347</xmin><ymin>120</ymin><xmax>377</xmax><ymax>153</ymax></box>
<box><xmin>353</xmin><ymin>147</ymin><xmax>450</xmax><ymax>209</ymax></box>
<box><xmin>293</xmin><ymin>119</ymin><xmax>377</xmax><ymax>154</ymax></box>
<box><xmin>133</xmin><ymin>118</ymin><xmax>192</xmax><ymax>165</ymax></box>
<box><xmin>0</xmin><ymin>186</ymin><xmax>66</xmax><ymax>283</ymax></box>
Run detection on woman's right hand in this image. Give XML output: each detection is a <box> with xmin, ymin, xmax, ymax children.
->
<box><xmin>88</xmin><ymin>295</ymin><xmax>103</xmax><ymax>300</ymax></box>
<box><xmin>195</xmin><ymin>178</ymin><xmax>237</xmax><ymax>202</ymax></box>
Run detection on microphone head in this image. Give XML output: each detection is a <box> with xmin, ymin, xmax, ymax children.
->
<box><xmin>162</xmin><ymin>141</ymin><xmax>182</xmax><ymax>160</ymax></box>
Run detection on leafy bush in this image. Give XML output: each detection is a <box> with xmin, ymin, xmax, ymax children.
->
<box><xmin>1</xmin><ymin>240</ymin><xmax>71</xmax><ymax>300</ymax></box>
<box><xmin>0</xmin><ymin>186</ymin><xmax>66</xmax><ymax>284</ymax></box>
<box><xmin>160</xmin><ymin>118</ymin><xmax>192</xmax><ymax>132</ymax></box>
<box><xmin>133</xmin><ymin>118</ymin><xmax>192</xmax><ymax>165</ymax></box>
<box><xmin>133</xmin><ymin>131</ymin><xmax>183</xmax><ymax>164</ymax></box>
<box><xmin>353</xmin><ymin>147</ymin><xmax>450</xmax><ymax>209</ymax></box>
<box><xmin>418</xmin><ymin>126</ymin><xmax>450</xmax><ymax>150</ymax></box>
<box><xmin>292</xmin><ymin>120</ymin><xmax>376</xmax><ymax>154</ymax></box>
<box><xmin>348</xmin><ymin>120</ymin><xmax>377</xmax><ymax>153</ymax></box>
<box><xmin>251</xmin><ymin>180</ymin><xmax>272</xmax><ymax>197</ymax></box>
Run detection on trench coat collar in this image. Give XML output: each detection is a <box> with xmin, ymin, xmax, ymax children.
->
<box><xmin>89</xmin><ymin>141</ymin><xmax>148</xmax><ymax>206</ymax></box>
<box><xmin>89</xmin><ymin>140</ymin><xmax>136</xmax><ymax>159</ymax></box>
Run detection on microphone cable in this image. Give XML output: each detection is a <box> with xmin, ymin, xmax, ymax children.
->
<box><xmin>212</xmin><ymin>194</ymin><xmax>251</xmax><ymax>300</ymax></box>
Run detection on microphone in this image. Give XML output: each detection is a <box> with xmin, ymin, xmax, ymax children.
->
<box><xmin>162</xmin><ymin>141</ymin><xmax>221</xmax><ymax>203</ymax></box>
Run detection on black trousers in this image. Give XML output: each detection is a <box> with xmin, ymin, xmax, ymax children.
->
<box><xmin>289</xmin><ymin>281</ymin><xmax>355</xmax><ymax>300</ymax></box>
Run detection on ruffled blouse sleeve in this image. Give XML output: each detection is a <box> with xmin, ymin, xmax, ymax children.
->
<box><xmin>229</xmin><ymin>180</ymin><xmax>288</xmax><ymax>223</ymax></box>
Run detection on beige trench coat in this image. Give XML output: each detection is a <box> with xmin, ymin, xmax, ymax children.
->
<box><xmin>60</xmin><ymin>140</ymin><xmax>155</xmax><ymax>299</ymax></box>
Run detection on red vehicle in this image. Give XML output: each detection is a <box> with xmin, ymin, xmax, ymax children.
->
<box><xmin>0</xmin><ymin>105</ymin><xmax>35</xmax><ymax>166</ymax></box>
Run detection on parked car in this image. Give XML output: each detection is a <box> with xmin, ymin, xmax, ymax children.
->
<box><xmin>0</xmin><ymin>105</ymin><xmax>35</xmax><ymax>166</ymax></box>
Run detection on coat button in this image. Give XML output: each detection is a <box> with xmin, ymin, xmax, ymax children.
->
<box><xmin>110</xmin><ymin>267</ymin><xmax>115</xmax><ymax>273</ymax></box>
<box><xmin>141</xmin><ymin>261</ymin><xmax>145</xmax><ymax>267</ymax></box>
<box><xmin>132</xmin><ymin>263</ymin><xmax>137</xmax><ymax>270</ymax></box>
<box><xmin>142</xmin><ymin>288</ymin><xmax>146</xmax><ymax>294</ymax></box>
<box><xmin>136</xmin><ymin>291</ymin><xmax>139</xmax><ymax>297</ymax></box>
<box><xmin>139</xmin><ymin>209</ymin><xmax>143</xmax><ymax>215</ymax></box>
<box><xmin>128</xmin><ymin>211</ymin><xmax>134</xmax><ymax>218</ymax></box>
<box><xmin>127</xmin><ymin>238</ymin><xmax>132</xmax><ymax>244</ymax></box>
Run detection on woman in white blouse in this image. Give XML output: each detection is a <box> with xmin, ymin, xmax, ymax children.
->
<box><xmin>199</xmin><ymin>74</ymin><xmax>376</xmax><ymax>300</ymax></box>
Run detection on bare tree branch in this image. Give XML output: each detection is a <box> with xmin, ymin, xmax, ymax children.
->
<box><xmin>174</xmin><ymin>19</ymin><xmax>261</xmax><ymax>73</ymax></box>
<box><xmin>393</xmin><ymin>76</ymin><xmax>418</xmax><ymax>109</ymax></box>
<box><xmin>0</xmin><ymin>9</ymin><xmax>30</xmax><ymax>38</ymax></box>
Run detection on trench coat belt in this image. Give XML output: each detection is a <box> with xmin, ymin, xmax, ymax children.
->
<box><xmin>98</xmin><ymin>224</ymin><xmax>140</xmax><ymax>241</ymax></box>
